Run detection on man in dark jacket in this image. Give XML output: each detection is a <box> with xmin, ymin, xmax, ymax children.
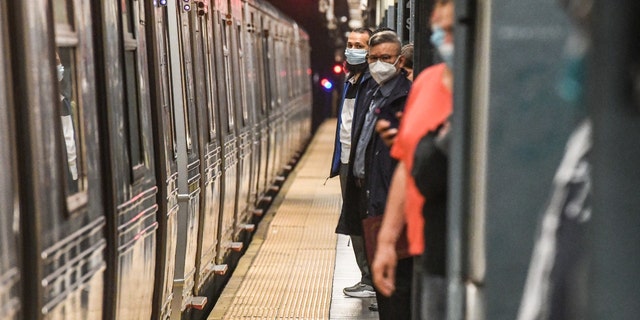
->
<box><xmin>345</xmin><ymin>30</ymin><xmax>413</xmax><ymax>319</ymax></box>
<box><xmin>330</xmin><ymin>27</ymin><xmax>376</xmax><ymax>298</ymax></box>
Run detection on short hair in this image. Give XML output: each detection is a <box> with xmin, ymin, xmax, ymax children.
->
<box><xmin>351</xmin><ymin>27</ymin><xmax>372</xmax><ymax>37</ymax></box>
<box><xmin>368</xmin><ymin>30</ymin><xmax>401</xmax><ymax>55</ymax></box>
<box><xmin>436</xmin><ymin>0</ymin><xmax>452</xmax><ymax>4</ymax></box>
<box><xmin>401</xmin><ymin>43</ymin><xmax>414</xmax><ymax>68</ymax></box>
<box><xmin>372</xmin><ymin>27</ymin><xmax>395</xmax><ymax>35</ymax></box>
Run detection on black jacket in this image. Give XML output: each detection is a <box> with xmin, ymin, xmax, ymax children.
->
<box><xmin>335</xmin><ymin>72</ymin><xmax>412</xmax><ymax>235</ymax></box>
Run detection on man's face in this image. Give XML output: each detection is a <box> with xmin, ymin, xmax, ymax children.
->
<box><xmin>347</xmin><ymin>32</ymin><xmax>369</xmax><ymax>51</ymax></box>
<box><xmin>431</xmin><ymin>2</ymin><xmax>455</xmax><ymax>44</ymax></box>
<box><xmin>367</xmin><ymin>42</ymin><xmax>405</xmax><ymax>70</ymax></box>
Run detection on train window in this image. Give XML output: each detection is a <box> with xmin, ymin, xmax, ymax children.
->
<box><xmin>121</xmin><ymin>0</ymin><xmax>145</xmax><ymax>177</ymax></box>
<box><xmin>122</xmin><ymin>0</ymin><xmax>135</xmax><ymax>36</ymax></box>
<box><xmin>212</xmin><ymin>14</ymin><xmax>230</xmax><ymax>133</ymax></box>
<box><xmin>124</xmin><ymin>51</ymin><xmax>142</xmax><ymax>166</ymax></box>
<box><xmin>237</xmin><ymin>24</ymin><xmax>249</xmax><ymax>125</ymax></box>
<box><xmin>53</xmin><ymin>0</ymin><xmax>74</xmax><ymax>31</ymax></box>
<box><xmin>57</xmin><ymin>47</ymin><xmax>87</xmax><ymax>198</ymax></box>
<box><xmin>155</xmin><ymin>6</ymin><xmax>178</xmax><ymax>157</ymax></box>
<box><xmin>202</xmin><ymin>18</ymin><xmax>217</xmax><ymax>141</ymax></box>
<box><xmin>54</xmin><ymin>0</ymin><xmax>87</xmax><ymax>205</ymax></box>
<box><xmin>221</xmin><ymin>19</ymin><xmax>235</xmax><ymax>131</ymax></box>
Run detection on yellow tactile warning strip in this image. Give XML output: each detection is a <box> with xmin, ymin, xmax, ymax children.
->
<box><xmin>209</xmin><ymin>120</ymin><xmax>342</xmax><ymax>319</ymax></box>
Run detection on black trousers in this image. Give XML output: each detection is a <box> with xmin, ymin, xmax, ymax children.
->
<box><xmin>376</xmin><ymin>256</ymin><xmax>414</xmax><ymax>320</ymax></box>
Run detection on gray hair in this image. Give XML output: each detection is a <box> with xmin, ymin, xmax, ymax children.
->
<box><xmin>368</xmin><ymin>30</ymin><xmax>401</xmax><ymax>55</ymax></box>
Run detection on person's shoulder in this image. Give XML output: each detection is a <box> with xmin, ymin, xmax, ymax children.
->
<box><xmin>414</xmin><ymin>63</ymin><xmax>446</xmax><ymax>86</ymax></box>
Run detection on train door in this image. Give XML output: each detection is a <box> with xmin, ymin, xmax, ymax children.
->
<box><xmin>148</xmin><ymin>2</ymin><xmax>181</xmax><ymax>319</ymax></box>
<box><xmin>0</xmin><ymin>3</ymin><xmax>20</xmax><ymax>318</ymax></box>
<box><xmin>164</xmin><ymin>1</ymin><xmax>204</xmax><ymax>317</ymax></box>
<box><xmin>587</xmin><ymin>2</ymin><xmax>640</xmax><ymax>318</ymax></box>
<box><xmin>258</xmin><ymin>13</ymin><xmax>275</xmax><ymax>203</ymax></box>
<box><xmin>211</xmin><ymin>1</ymin><xmax>241</xmax><ymax>265</ymax></box>
<box><xmin>275</xmin><ymin>24</ymin><xmax>289</xmax><ymax>178</ymax></box>
<box><xmin>266</xmin><ymin>21</ymin><xmax>282</xmax><ymax>187</ymax></box>
<box><xmin>447</xmin><ymin>0</ymin><xmax>581</xmax><ymax>318</ymax></box>
<box><xmin>282</xmin><ymin>29</ymin><xmax>294</xmax><ymax>165</ymax></box>
<box><xmin>230</xmin><ymin>0</ymin><xmax>255</xmax><ymax>241</ymax></box>
<box><xmin>94</xmin><ymin>0</ymin><xmax>160</xmax><ymax>318</ymax></box>
<box><xmin>190</xmin><ymin>0</ymin><xmax>225</xmax><ymax>307</ymax></box>
<box><xmin>8</xmin><ymin>0</ymin><xmax>107</xmax><ymax>318</ymax></box>
<box><xmin>242</xmin><ymin>2</ymin><xmax>266</xmax><ymax>214</ymax></box>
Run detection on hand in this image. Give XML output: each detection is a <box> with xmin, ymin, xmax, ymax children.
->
<box><xmin>372</xmin><ymin>242</ymin><xmax>398</xmax><ymax>297</ymax></box>
<box><xmin>375</xmin><ymin>119</ymin><xmax>398</xmax><ymax>147</ymax></box>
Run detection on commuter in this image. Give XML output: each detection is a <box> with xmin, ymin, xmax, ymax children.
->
<box><xmin>371</xmin><ymin>0</ymin><xmax>455</xmax><ymax>318</ymax></box>
<box><xmin>347</xmin><ymin>29</ymin><xmax>413</xmax><ymax>319</ymax></box>
<box><xmin>331</xmin><ymin>27</ymin><xmax>376</xmax><ymax>299</ymax></box>
<box><xmin>401</xmin><ymin>43</ymin><xmax>414</xmax><ymax>81</ymax></box>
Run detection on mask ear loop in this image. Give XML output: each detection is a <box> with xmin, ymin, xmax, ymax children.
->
<box><xmin>392</xmin><ymin>55</ymin><xmax>401</xmax><ymax>66</ymax></box>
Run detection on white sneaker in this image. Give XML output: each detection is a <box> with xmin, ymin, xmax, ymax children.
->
<box><xmin>343</xmin><ymin>282</ymin><xmax>376</xmax><ymax>298</ymax></box>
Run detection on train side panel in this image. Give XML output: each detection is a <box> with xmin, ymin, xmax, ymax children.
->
<box><xmin>0</xmin><ymin>2</ymin><xmax>20</xmax><ymax>318</ymax></box>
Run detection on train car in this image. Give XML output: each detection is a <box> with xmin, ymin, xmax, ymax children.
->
<box><xmin>0</xmin><ymin>0</ymin><xmax>311</xmax><ymax>319</ymax></box>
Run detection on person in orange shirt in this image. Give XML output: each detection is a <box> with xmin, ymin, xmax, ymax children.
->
<box><xmin>371</xmin><ymin>0</ymin><xmax>454</xmax><ymax>317</ymax></box>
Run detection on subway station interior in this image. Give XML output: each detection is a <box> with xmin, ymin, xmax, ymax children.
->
<box><xmin>1</xmin><ymin>0</ymin><xmax>639</xmax><ymax>319</ymax></box>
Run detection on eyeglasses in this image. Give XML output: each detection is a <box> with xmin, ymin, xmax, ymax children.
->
<box><xmin>366</xmin><ymin>54</ymin><xmax>398</xmax><ymax>64</ymax></box>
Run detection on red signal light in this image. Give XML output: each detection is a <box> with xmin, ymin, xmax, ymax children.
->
<box><xmin>332</xmin><ymin>64</ymin><xmax>343</xmax><ymax>74</ymax></box>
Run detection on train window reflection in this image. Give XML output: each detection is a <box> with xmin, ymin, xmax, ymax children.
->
<box><xmin>57</xmin><ymin>48</ymin><xmax>86</xmax><ymax>195</ymax></box>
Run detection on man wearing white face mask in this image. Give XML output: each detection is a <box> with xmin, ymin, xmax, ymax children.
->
<box><xmin>330</xmin><ymin>27</ymin><xmax>377</xmax><ymax>300</ymax></box>
<box><xmin>372</xmin><ymin>0</ymin><xmax>454</xmax><ymax>318</ymax></box>
<box><xmin>343</xmin><ymin>29</ymin><xmax>413</xmax><ymax>319</ymax></box>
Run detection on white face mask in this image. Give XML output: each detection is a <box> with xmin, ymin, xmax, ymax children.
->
<box><xmin>57</xmin><ymin>64</ymin><xmax>64</xmax><ymax>82</ymax></box>
<box><xmin>369</xmin><ymin>56</ymin><xmax>400</xmax><ymax>85</ymax></box>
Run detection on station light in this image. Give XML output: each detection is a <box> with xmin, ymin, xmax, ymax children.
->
<box><xmin>332</xmin><ymin>63</ymin><xmax>343</xmax><ymax>75</ymax></box>
<box><xmin>320</xmin><ymin>78</ymin><xmax>333</xmax><ymax>91</ymax></box>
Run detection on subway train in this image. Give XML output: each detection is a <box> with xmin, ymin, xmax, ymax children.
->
<box><xmin>0</xmin><ymin>0</ymin><xmax>310</xmax><ymax>319</ymax></box>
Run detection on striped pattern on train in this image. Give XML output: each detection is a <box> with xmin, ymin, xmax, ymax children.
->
<box><xmin>0</xmin><ymin>0</ymin><xmax>311</xmax><ymax>319</ymax></box>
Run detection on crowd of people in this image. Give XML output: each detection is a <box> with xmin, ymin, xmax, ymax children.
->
<box><xmin>329</xmin><ymin>0</ymin><xmax>454</xmax><ymax>318</ymax></box>
<box><xmin>330</xmin><ymin>0</ymin><xmax>600</xmax><ymax>318</ymax></box>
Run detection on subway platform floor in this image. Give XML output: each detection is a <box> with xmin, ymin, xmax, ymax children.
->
<box><xmin>208</xmin><ymin>120</ymin><xmax>378</xmax><ymax>319</ymax></box>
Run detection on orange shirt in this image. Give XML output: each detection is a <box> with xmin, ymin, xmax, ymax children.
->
<box><xmin>390</xmin><ymin>63</ymin><xmax>452</xmax><ymax>255</ymax></box>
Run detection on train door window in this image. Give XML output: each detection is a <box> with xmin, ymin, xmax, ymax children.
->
<box><xmin>236</xmin><ymin>23</ymin><xmax>249</xmax><ymax>126</ymax></box>
<box><xmin>54</xmin><ymin>0</ymin><xmax>74</xmax><ymax>28</ymax></box>
<box><xmin>258</xmin><ymin>16</ymin><xmax>268</xmax><ymax>116</ymax></box>
<box><xmin>201</xmin><ymin>17</ymin><xmax>217</xmax><ymax>141</ymax></box>
<box><xmin>221</xmin><ymin>17</ymin><xmax>235</xmax><ymax>131</ymax></box>
<box><xmin>155</xmin><ymin>6</ymin><xmax>178</xmax><ymax>157</ymax></box>
<box><xmin>54</xmin><ymin>0</ymin><xmax>87</xmax><ymax>201</ymax></box>
<box><xmin>121</xmin><ymin>0</ymin><xmax>145</xmax><ymax>178</ymax></box>
<box><xmin>212</xmin><ymin>14</ymin><xmax>229</xmax><ymax>133</ymax></box>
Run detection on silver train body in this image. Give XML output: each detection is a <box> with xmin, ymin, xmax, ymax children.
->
<box><xmin>0</xmin><ymin>0</ymin><xmax>311</xmax><ymax>319</ymax></box>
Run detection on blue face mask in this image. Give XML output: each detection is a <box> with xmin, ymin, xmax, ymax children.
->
<box><xmin>430</xmin><ymin>26</ymin><xmax>454</xmax><ymax>69</ymax></box>
<box><xmin>345</xmin><ymin>48</ymin><xmax>368</xmax><ymax>65</ymax></box>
